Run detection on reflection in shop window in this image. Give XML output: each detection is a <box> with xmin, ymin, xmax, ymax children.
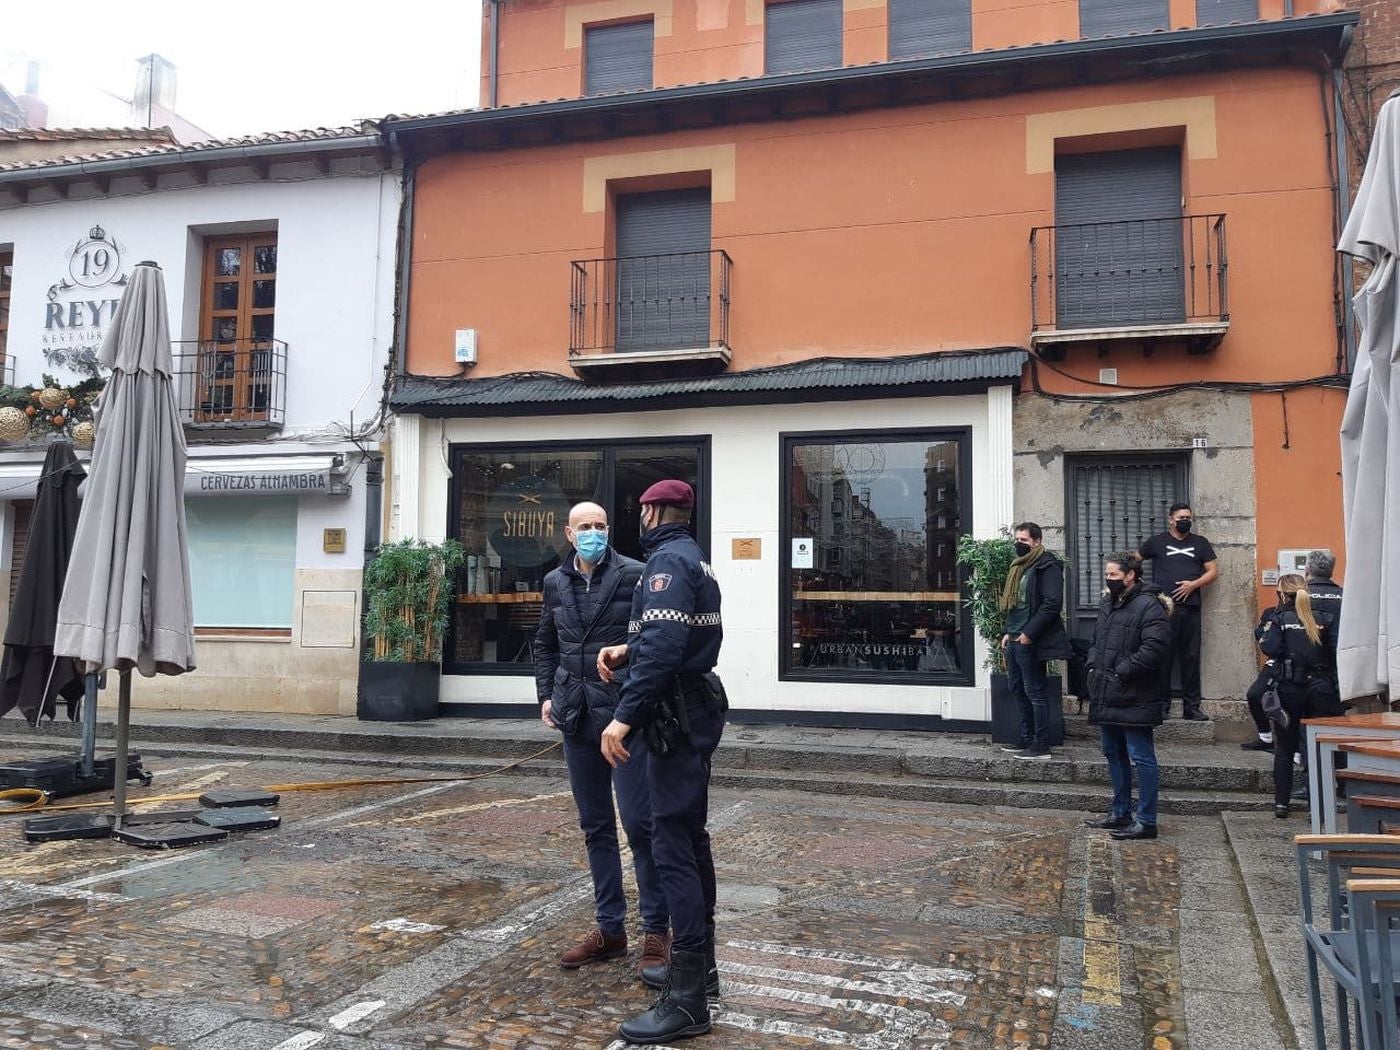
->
<box><xmin>785</xmin><ymin>434</ymin><xmax>968</xmax><ymax>682</ymax></box>
<box><xmin>447</xmin><ymin>441</ymin><xmax>705</xmax><ymax>673</ymax></box>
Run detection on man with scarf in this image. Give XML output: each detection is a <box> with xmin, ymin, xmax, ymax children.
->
<box><xmin>999</xmin><ymin>522</ymin><xmax>1070</xmax><ymax>760</ymax></box>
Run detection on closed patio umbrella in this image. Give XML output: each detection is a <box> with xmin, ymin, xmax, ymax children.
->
<box><xmin>0</xmin><ymin>439</ymin><xmax>86</xmax><ymax>724</ymax></box>
<box><xmin>1338</xmin><ymin>90</ymin><xmax>1400</xmax><ymax>702</ymax></box>
<box><xmin>53</xmin><ymin>260</ymin><xmax>196</xmax><ymax>827</ymax></box>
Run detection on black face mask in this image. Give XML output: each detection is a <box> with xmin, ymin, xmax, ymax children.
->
<box><xmin>1105</xmin><ymin>578</ymin><xmax>1127</xmax><ymax>598</ymax></box>
<box><xmin>1014</xmin><ymin>541</ymin><xmax>1034</xmax><ymax>558</ymax></box>
<box><xmin>1173</xmin><ymin>518</ymin><xmax>1193</xmax><ymax>534</ymax></box>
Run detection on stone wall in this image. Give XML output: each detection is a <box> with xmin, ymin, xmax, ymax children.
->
<box><xmin>1012</xmin><ymin>389</ymin><xmax>1258</xmax><ymax>701</ymax></box>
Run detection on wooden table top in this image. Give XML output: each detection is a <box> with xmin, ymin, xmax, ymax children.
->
<box><xmin>1304</xmin><ymin>712</ymin><xmax>1400</xmax><ymax>729</ymax></box>
<box><xmin>1339</xmin><ymin>740</ymin><xmax>1400</xmax><ymax>760</ymax></box>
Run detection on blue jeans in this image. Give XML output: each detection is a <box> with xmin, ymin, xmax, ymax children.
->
<box><xmin>1099</xmin><ymin>725</ymin><xmax>1159</xmax><ymax>826</ymax></box>
<box><xmin>1006</xmin><ymin>639</ymin><xmax>1050</xmax><ymax>748</ymax></box>
<box><xmin>562</xmin><ymin>709</ymin><xmax>668</xmax><ymax>937</ymax></box>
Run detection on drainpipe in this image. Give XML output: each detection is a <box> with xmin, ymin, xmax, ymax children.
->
<box><xmin>1332</xmin><ymin>49</ymin><xmax>1358</xmax><ymax>369</ymax></box>
<box><xmin>364</xmin><ymin>454</ymin><xmax>385</xmax><ymax>555</ymax></box>
<box><xmin>488</xmin><ymin>0</ymin><xmax>502</xmax><ymax>108</ymax></box>
<box><xmin>1284</xmin><ymin>0</ymin><xmax>1293</xmax><ymax>15</ymax></box>
<box><xmin>389</xmin><ymin>137</ymin><xmax>415</xmax><ymax>380</ymax></box>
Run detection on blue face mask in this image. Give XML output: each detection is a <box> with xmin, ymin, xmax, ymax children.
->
<box><xmin>575</xmin><ymin>529</ymin><xmax>609</xmax><ymax>564</ymax></box>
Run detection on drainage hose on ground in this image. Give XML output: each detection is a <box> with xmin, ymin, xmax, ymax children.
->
<box><xmin>0</xmin><ymin>741</ymin><xmax>562</xmax><ymax>816</ymax></box>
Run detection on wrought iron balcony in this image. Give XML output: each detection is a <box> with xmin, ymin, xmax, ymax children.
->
<box><xmin>569</xmin><ymin>250</ymin><xmax>732</xmax><ymax>378</ymax></box>
<box><xmin>1030</xmin><ymin>214</ymin><xmax>1229</xmax><ymax>355</ymax></box>
<box><xmin>172</xmin><ymin>339</ymin><xmax>287</xmax><ymax>431</ymax></box>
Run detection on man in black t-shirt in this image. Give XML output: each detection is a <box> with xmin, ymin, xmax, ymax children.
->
<box><xmin>1139</xmin><ymin>503</ymin><xmax>1219</xmax><ymax>721</ymax></box>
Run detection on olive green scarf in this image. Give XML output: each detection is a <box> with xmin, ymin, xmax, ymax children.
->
<box><xmin>999</xmin><ymin>544</ymin><xmax>1045</xmax><ymax>614</ymax></box>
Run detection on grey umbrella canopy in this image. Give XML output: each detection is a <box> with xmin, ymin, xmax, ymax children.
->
<box><xmin>54</xmin><ymin>261</ymin><xmax>196</xmax><ymax>678</ymax></box>
<box><xmin>1338</xmin><ymin>90</ymin><xmax>1400</xmax><ymax>701</ymax></box>
<box><xmin>53</xmin><ymin>260</ymin><xmax>196</xmax><ymax>826</ymax></box>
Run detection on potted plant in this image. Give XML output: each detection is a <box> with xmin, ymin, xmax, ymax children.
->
<box><xmin>955</xmin><ymin>531</ymin><xmax>1064</xmax><ymax>745</ymax></box>
<box><xmin>359</xmin><ymin>538</ymin><xmax>465</xmax><ymax>721</ymax></box>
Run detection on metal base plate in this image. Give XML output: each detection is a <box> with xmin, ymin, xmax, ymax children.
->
<box><xmin>112</xmin><ymin>823</ymin><xmax>229</xmax><ymax>849</ymax></box>
<box><xmin>0</xmin><ymin>754</ymin><xmax>150</xmax><ymax>800</ymax></box>
<box><xmin>195</xmin><ymin>807</ymin><xmax>281</xmax><ymax>832</ymax></box>
<box><xmin>22</xmin><ymin>814</ymin><xmax>112</xmax><ymax>843</ymax></box>
<box><xmin>198</xmin><ymin>789</ymin><xmax>280</xmax><ymax>809</ymax></box>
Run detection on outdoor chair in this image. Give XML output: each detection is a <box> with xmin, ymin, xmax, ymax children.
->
<box><xmin>1295</xmin><ymin>835</ymin><xmax>1400</xmax><ymax>1050</ymax></box>
<box><xmin>1344</xmin><ymin>878</ymin><xmax>1400</xmax><ymax>1049</ymax></box>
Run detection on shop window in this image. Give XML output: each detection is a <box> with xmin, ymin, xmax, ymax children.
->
<box><xmin>198</xmin><ymin>233</ymin><xmax>278</xmax><ymax>423</ymax></box>
<box><xmin>783</xmin><ymin>431</ymin><xmax>971</xmax><ymax>684</ymax></box>
<box><xmin>765</xmin><ymin>0</ymin><xmax>842</xmax><ymax>75</ymax></box>
<box><xmin>1195</xmin><ymin>0</ymin><xmax>1256</xmax><ymax>25</ymax></box>
<box><xmin>186</xmin><ymin>497</ymin><xmax>297</xmax><ymax>630</ymax></box>
<box><xmin>888</xmin><ymin>0</ymin><xmax>971</xmax><ymax>60</ymax></box>
<box><xmin>1078</xmin><ymin>0</ymin><xmax>1168</xmax><ymax>38</ymax></box>
<box><xmin>585</xmin><ymin>20</ymin><xmax>654</xmax><ymax>95</ymax></box>
<box><xmin>447</xmin><ymin>440</ymin><xmax>708</xmax><ymax>674</ymax></box>
<box><xmin>0</xmin><ymin>250</ymin><xmax>11</xmax><ymax>374</ymax></box>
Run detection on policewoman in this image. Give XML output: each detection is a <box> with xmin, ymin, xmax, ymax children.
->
<box><xmin>598</xmin><ymin>479</ymin><xmax>727</xmax><ymax>1045</ymax></box>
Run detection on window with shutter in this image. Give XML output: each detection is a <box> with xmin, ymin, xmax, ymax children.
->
<box><xmin>1195</xmin><ymin>0</ymin><xmax>1257</xmax><ymax>25</ymax></box>
<box><xmin>1054</xmin><ymin>147</ymin><xmax>1185</xmax><ymax>329</ymax></box>
<box><xmin>765</xmin><ymin>0</ymin><xmax>843</xmax><ymax>75</ymax></box>
<box><xmin>614</xmin><ymin>189</ymin><xmax>712</xmax><ymax>351</ymax></box>
<box><xmin>888</xmin><ymin>0</ymin><xmax>971</xmax><ymax>60</ymax></box>
<box><xmin>585</xmin><ymin>21</ymin><xmax>654</xmax><ymax>95</ymax></box>
<box><xmin>1078</xmin><ymin>0</ymin><xmax>1168</xmax><ymax>37</ymax></box>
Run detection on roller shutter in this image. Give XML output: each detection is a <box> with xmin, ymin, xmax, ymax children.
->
<box><xmin>1078</xmin><ymin>0</ymin><xmax>1168</xmax><ymax>37</ymax></box>
<box><xmin>615</xmin><ymin>189</ymin><xmax>712</xmax><ymax>351</ymax></box>
<box><xmin>889</xmin><ymin>0</ymin><xmax>971</xmax><ymax>59</ymax></box>
<box><xmin>585</xmin><ymin>21</ymin><xmax>654</xmax><ymax>95</ymax></box>
<box><xmin>765</xmin><ymin>0</ymin><xmax>843</xmax><ymax>75</ymax></box>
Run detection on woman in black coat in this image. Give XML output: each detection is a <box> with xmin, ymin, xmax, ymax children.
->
<box><xmin>1085</xmin><ymin>552</ymin><xmax>1173</xmax><ymax>841</ymax></box>
<box><xmin>1259</xmin><ymin>574</ymin><xmax>1342</xmax><ymax>818</ymax></box>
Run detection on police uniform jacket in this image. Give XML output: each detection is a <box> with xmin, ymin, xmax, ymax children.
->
<box><xmin>1259</xmin><ymin>604</ymin><xmax>1335</xmax><ymax>684</ymax></box>
<box><xmin>533</xmin><ymin>548</ymin><xmax>644</xmax><ymax>735</ymax></box>
<box><xmin>1086</xmin><ymin>582</ymin><xmax>1173</xmax><ymax>728</ymax></box>
<box><xmin>1306</xmin><ymin>579</ymin><xmax>1343</xmax><ymax>652</ymax></box>
<box><xmin>615</xmin><ymin>523</ymin><xmax>722</xmax><ymax>726</ymax></box>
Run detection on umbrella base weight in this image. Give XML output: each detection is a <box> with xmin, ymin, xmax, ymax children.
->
<box><xmin>0</xmin><ymin>755</ymin><xmax>150</xmax><ymax>800</ymax></box>
<box><xmin>199</xmin><ymin>789</ymin><xmax>280</xmax><ymax>809</ymax></box>
<box><xmin>113</xmin><ymin>823</ymin><xmax>229</xmax><ymax>849</ymax></box>
<box><xmin>21</xmin><ymin>814</ymin><xmax>114</xmax><ymax>843</ymax></box>
<box><xmin>195</xmin><ymin>807</ymin><xmax>281</xmax><ymax>832</ymax></box>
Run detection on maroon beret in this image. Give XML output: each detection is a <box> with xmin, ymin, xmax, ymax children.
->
<box><xmin>639</xmin><ymin>479</ymin><xmax>695</xmax><ymax>508</ymax></box>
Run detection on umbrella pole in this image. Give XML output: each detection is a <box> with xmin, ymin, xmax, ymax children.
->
<box><xmin>111</xmin><ymin>669</ymin><xmax>132</xmax><ymax>831</ymax></box>
<box><xmin>78</xmin><ymin>673</ymin><xmax>98</xmax><ymax>779</ymax></box>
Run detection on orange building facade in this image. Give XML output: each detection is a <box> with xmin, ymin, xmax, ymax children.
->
<box><xmin>387</xmin><ymin>1</ymin><xmax>1359</xmax><ymax>727</ymax></box>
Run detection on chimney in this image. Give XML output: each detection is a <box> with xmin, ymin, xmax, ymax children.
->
<box><xmin>18</xmin><ymin>61</ymin><xmax>48</xmax><ymax>128</ymax></box>
<box><xmin>132</xmin><ymin>53</ymin><xmax>178</xmax><ymax>127</ymax></box>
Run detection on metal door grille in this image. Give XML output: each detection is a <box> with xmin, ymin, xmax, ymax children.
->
<box><xmin>1067</xmin><ymin>457</ymin><xmax>1185</xmax><ymax>634</ymax></box>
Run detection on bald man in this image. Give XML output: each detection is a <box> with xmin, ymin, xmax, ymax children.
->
<box><xmin>533</xmin><ymin>501</ymin><xmax>670</xmax><ymax>985</ymax></box>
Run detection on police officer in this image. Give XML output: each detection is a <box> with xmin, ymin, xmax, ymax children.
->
<box><xmin>599</xmin><ymin>479</ymin><xmax>726</xmax><ymax>1045</ymax></box>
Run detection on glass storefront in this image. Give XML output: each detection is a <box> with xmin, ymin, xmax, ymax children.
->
<box><xmin>783</xmin><ymin>430</ymin><xmax>971</xmax><ymax>684</ymax></box>
<box><xmin>446</xmin><ymin>440</ymin><xmax>708</xmax><ymax>673</ymax></box>
<box><xmin>185</xmin><ymin>497</ymin><xmax>297</xmax><ymax>629</ymax></box>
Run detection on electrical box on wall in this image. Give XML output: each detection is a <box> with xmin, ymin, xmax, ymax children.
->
<box><xmin>454</xmin><ymin>328</ymin><xmax>477</xmax><ymax>365</ymax></box>
<box><xmin>1278</xmin><ymin>548</ymin><xmax>1318</xmax><ymax>576</ymax></box>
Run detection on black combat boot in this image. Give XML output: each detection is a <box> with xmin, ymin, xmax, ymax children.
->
<box><xmin>617</xmin><ymin>948</ymin><xmax>712</xmax><ymax>1044</ymax></box>
<box><xmin>704</xmin><ymin>922</ymin><xmax>720</xmax><ymax>998</ymax></box>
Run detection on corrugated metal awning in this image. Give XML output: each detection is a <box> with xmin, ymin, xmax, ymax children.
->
<box><xmin>392</xmin><ymin>348</ymin><xmax>1028</xmax><ymax>417</ymax></box>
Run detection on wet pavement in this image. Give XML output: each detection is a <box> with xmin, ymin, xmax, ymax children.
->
<box><xmin>0</xmin><ymin>750</ymin><xmax>1293</xmax><ymax>1049</ymax></box>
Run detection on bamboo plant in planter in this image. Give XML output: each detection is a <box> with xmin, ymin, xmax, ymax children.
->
<box><xmin>955</xmin><ymin>531</ymin><xmax>1064</xmax><ymax>745</ymax></box>
<box><xmin>359</xmin><ymin>538</ymin><xmax>465</xmax><ymax>721</ymax></box>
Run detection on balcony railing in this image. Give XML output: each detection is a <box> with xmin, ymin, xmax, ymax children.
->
<box><xmin>1030</xmin><ymin>214</ymin><xmax>1229</xmax><ymax>343</ymax></box>
<box><xmin>570</xmin><ymin>250</ymin><xmax>732</xmax><ymax>360</ymax></box>
<box><xmin>172</xmin><ymin>339</ymin><xmax>287</xmax><ymax>430</ymax></box>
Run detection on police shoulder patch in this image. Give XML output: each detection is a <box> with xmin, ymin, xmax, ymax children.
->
<box><xmin>648</xmin><ymin>573</ymin><xmax>673</xmax><ymax>592</ymax></box>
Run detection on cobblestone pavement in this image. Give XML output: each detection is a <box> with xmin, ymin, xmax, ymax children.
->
<box><xmin>0</xmin><ymin>750</ymin><xmax>1286</xmax><ymax>1049</ymax></box>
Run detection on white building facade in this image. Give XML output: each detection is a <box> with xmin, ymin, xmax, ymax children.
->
<box><xmin>0</xmin><ymin>128</ymin><xmax>399</xmax><ymax>714</ymax></box>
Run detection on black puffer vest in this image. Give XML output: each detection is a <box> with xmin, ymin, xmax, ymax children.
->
<box><xmin>532</xmin><ymin>550</ymin><xmax>644</xmax><ymax>735</ymax></box>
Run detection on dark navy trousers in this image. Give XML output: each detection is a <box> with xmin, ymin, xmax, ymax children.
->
<box><xmin>562</xmin><ymin>709</ymin><xmax>668</xmax><ymax>937</ymax></box>
<box><xmin>645</xmin><ymin>700</ymin><xmax>725</xmax><ymax>954</ymax></box>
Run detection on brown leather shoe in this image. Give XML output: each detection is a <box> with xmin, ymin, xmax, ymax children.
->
<box><xmin>639</xmin><ymin>930</ymin><xmax>671</xmax><ymax>988</ymax></box>
<box><xmin>560</xmin><ymin>929</ymin><xmax>627</xmax><ymax>969</ymax></box>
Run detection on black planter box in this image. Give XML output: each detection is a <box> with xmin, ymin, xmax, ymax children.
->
<box><xmin>989</xmin><ymin>671</ymin><xmax>1065</xmax><ymax>747</ymax></box>
<box><xmin>357</xmin><ymin>661</ymin><xmax>441</xmax><ymax>721</ymax></box>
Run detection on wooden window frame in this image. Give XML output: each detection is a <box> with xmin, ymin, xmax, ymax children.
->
<box><xmin>198</xmin><ymin>233</ymin><xmax>277</xmax><ymax>424</ymax></box>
